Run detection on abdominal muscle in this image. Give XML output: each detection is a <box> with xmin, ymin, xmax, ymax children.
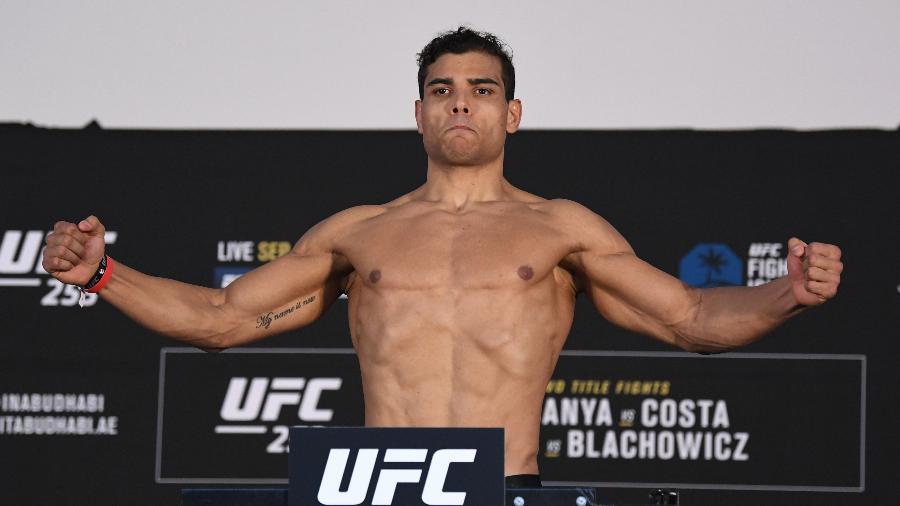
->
<box><xmin>347</xmin><ymin>282</ymin><xmax>574</xmax><ymax>475</ymax></box>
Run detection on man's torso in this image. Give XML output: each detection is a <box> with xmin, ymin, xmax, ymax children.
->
<box><xmin>330</xmin><ymin>192</ymin><xmax>585</xmax><ymax>475</ymax></box>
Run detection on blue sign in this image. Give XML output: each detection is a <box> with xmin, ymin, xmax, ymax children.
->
<box><xmin>679</xmin><ymin>243</ymin><xmax>743</xmax><ymax>287</ymax></box>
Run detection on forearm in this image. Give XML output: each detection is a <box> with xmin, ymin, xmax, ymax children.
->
<box><xmin>99</xmin><ymin>261</ymin><xmax>233</xmax><ymax>349</ymax></box>
<box><xmin>677</xmin><ymin>277</ymin><xmax>806</xmax><ymax>353</ymax></box>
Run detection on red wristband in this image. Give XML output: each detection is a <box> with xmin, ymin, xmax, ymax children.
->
<box><xmin>85</xmin><ymin>256</ymin><xmax>115</xmax><ymax>294</ymax></box>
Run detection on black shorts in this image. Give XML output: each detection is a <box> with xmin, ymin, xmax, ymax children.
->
<box><xmin>505</xmin><ymin>474</ymin><xmax>542</xmax><ymax>488</ymax></box>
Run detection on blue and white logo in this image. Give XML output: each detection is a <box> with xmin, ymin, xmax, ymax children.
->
<box><xmin>679</xmin><ymin>243</ymin><xmax>743</xmax><ymax>287</ymax></box>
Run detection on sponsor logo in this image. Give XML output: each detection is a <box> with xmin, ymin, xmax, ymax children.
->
<box><xmin>316</xmin><ymin>448</ymin><xmax>476</xmax><ymax>506</ymax></box>
<box><xmin>678</xmin><ymin>243</ymin><xmax>742</xmax><ymax>287</ymax></box>
<box><xmin>680</xmin><ymin>241</ymin><xmax>790</xmax><ymax>288</ymax></box>
<box><xmin>0</xmin><ymin>229</ymin><xmax>118</xmax><ymax>306</ymax></box>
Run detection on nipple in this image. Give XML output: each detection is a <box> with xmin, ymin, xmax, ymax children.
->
<box><xmin>517</xmin><ymin>265</ymin><xmax>534</xmax><ymax>281</ymax></box>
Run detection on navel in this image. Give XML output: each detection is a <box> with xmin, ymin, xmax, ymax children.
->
<box><xmin>517</xmin><ymin>265</ymin><xmax>534</xmax><ymax>281</ymax></box>
<box><xmin>369</xmin><ymin>269</ymin><xmax>382</xmax><ymax>284</ymax></box>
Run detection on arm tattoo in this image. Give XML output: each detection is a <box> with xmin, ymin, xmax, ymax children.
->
<box><xmin>255</xmin><ymin>295</ymin><xmax>317</xmax><ymax>330</ymax></box>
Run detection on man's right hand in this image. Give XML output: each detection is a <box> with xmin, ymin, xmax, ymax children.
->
<box><xmin>43</xmin><ymin>215</ymin><xmax>107</xmax><ymax>286</ymax></box>
<box><xmin>36</xmin><ymin>207</ymin><xmax>361</xmax><ymax>349</ymax></box>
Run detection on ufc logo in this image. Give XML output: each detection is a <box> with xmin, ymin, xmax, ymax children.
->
<box><xmin>220</xmin><ymin>377</ymin><xmax>342</xmax><ymax>422</ymax></box>
<box><xmin>317</xmin><ymin>448</ymin><xmax>476</xmax><ymax>506</ymax></box>
<box><xmin>748</xmin><ymin>242</ymin><xmax>782</xmax><ymax>257</ymax></box>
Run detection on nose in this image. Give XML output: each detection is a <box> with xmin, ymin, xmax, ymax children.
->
<box><xmin>451</xmin><ymin>98</ymin><xmax>470</xmax><ymax>115</ymax></box>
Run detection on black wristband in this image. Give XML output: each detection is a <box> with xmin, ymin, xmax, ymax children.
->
<box><xmin>81</xmin><ymin>254</ymin><xmax>109</xmax><ymax>290</ymax></box>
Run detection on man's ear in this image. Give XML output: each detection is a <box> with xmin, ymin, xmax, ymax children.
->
<box><xmin>414</xmin><ymin>100</ymin><xmax>423</xmax><ymax>134</ymax></box>
<box><xmin>506</xmin><ymin>99</ymin><xmax>522</xmax><ymax>134</ymax></box>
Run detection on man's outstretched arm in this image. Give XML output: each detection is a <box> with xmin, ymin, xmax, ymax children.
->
<box><xmin>42</xmin><ymin>213</ymin><xmax>361</xmax><ymax>351</ymax></box>
<box><xmin>554</xmin><ymin>201</ymin><xmax>843</xmax><ymax>353</ymax></box>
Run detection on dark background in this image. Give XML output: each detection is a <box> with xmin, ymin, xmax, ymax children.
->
<box><xmin>1</xmin><ymin>124</ymin><xmax>897</xmax><ymax>505</ymax></box>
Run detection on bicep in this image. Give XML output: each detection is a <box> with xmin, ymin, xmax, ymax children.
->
<box><xmin>556</xmin><ymin>203</ymin><xmax>697</xmax><ymax>346</ymax></box>
<box><xmin>554</xmin><ymin>201</ymin><xmax>700</xmax><ymax>346</ymax></box>
<box><xmin>215</xmin><ymin>241</ymin><xmax>348</xmax><ymax>346</ymax></box>
<box><xmin>580</xmin><ymin>252</ymin><xmax>698</xmax><ymax>347</ymax></box>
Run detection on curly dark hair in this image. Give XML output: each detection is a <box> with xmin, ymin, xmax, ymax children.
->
<box><xmin>417</xmin><ymin>27</ymin><xmax>515</xmax><ymax>101</ymax></box>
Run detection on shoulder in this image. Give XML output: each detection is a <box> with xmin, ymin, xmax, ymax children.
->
<box><xmin>534</xmin><ymin>198</ymin><xmax>593</xmax><ymax>220</ymax></box>
<box><xmin>294</xmin><ymin>205</ymin><xmax>387</xmax><ymax>254</ymax></box>
<box><xmin>533</xmin><ymin>198</ymin><xmax>605</xmax><ymax>229</ymax></box>
<box><xmin>537</xmin><ymin>199</ymin><xmax>633</xmax><ymax>255</ymax></box>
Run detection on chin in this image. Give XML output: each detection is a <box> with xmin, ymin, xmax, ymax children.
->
<box><xmin>444</xmin><ymin>148</ymin><xmax>480</xmax><ymax>164</ymax></box>
<box><xmin>440</xmin><ymin>148</ymin><xmax>489</xmax><ymax>167</ymax></box>
<box><xmin>423</xmin><ymin>134</ymin><xmax>499</xmax><ymax>167</ymax></box>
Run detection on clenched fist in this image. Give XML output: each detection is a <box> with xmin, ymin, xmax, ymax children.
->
<box><xmin>42</xmin><ymin>215</ymin><xmax>107</xmax><ymax>286</ymax></box>
<box><xmin>786</xmin><ymin>237</ymin><xmax>843</xmax><ymax>306</ymax></box>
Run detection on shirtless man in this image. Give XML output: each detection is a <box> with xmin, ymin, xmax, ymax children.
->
<box><xmin>41</xmin><ymin>27</ymin><xmax>843</xmax><ymax>485</ymax></box>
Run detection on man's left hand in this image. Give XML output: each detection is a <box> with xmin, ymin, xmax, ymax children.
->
<box><xmin>786</xmin><ymin>237</ymin><xmax>843</xmax><ymax>306</ymax></box>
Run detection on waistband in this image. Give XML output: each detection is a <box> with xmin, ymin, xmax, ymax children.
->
<box><xmin>505</xmin><ymin>474</ymin><xmax>542</xmax><ymax>488</ymax></box>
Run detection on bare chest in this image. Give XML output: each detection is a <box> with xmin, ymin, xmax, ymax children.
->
<box><xmin>338</xmin><ymin>209</ymin><xmax>573</xmax><ymax>291</ymax></box>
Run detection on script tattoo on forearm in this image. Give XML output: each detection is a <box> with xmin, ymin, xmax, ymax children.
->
<box><xmin>255</xmin><ymin>295</ymin><xmax>317</xmax><ymax>330</ymax></box>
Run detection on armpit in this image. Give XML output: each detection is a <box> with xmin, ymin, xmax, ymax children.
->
<box><xmin>341</xmin><ymin>271</ymin><xmax>357</xmax><ymax>297</ymax></box>
<box><xmin>553</xmin><ymin>265</ymin><xmax>580</xmax><ymax>297</ymax></box>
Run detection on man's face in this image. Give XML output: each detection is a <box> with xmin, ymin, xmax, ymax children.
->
<box><xmin>415</xmin><ymin>51</ymin><xmax>522</xmax><ymax>167</ymax></box>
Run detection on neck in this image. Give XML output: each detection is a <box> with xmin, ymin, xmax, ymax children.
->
<box><xmin>420</xmin><ymin>153</ymin><xmax>509</xmax><ymax>211</ymax></box>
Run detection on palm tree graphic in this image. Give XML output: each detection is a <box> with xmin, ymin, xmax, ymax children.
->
<box><xmin>697</xmin><ymin>246</ymin><xmax>739</xmax><ymax>287</ymax></box>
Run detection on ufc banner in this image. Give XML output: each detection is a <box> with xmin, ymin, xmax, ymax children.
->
<box><xmin>156</xmin><ymin>349</ymin><xmax>863</xmax><ymax>492</ymax></box>
<box><xmin>288</xmin><ymin>428</ymin><xmax>504</xmax><ymax>506</ymax></box>
<box><xmin>539</xmin><ymin>351</ymin><xmax>864</xmax><ymax>492</ymax></box>
<box><xmin>157</xmin><ymin>348</ymin><xmax>364</xmax><ymax>483</ymax></box>
<box><xmin>1</xmin><ymin>125</ymin><xmax>897</xmax><ymax>506</ymax></box>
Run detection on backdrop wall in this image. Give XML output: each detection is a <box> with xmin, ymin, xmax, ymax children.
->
<box><xmin>1</xmin><ymin>124</ymin><xmax>897</xmax><ymax>505</ymax></box>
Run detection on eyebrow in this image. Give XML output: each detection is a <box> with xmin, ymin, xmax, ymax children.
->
<box><xmin>426</xmin><ymin>77</ymin><xmax>501</xmax><ymax>87</ymax></box>
<box><xmin>468</xmin><ymin>78</ymin><xmax>500</xmax><ymax>87</ymax></box>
